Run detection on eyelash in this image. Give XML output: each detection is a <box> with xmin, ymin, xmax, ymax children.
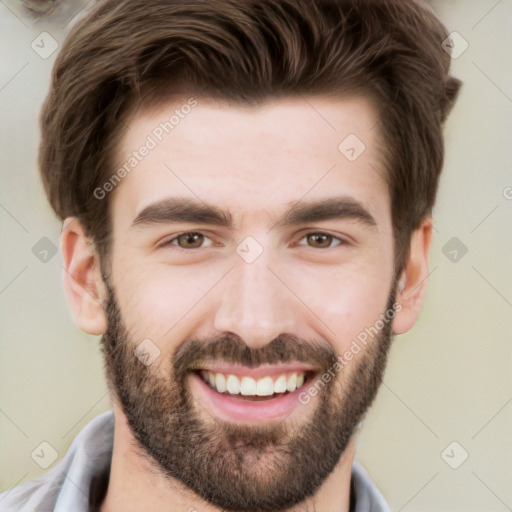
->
<box><xmin>159</xmin><ymin>231</ymin><xmax>348</xmax><ymax>252</ymax></box>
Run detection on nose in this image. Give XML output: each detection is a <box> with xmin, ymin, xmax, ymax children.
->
<box><xmin>213</xmin><ymin>247</ymin><xmax>298</xmax><ymax>349</ymax></box>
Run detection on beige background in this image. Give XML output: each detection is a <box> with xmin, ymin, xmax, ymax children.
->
<box><xmin>1</xmin><ymin>1</ymin><xmax>511</xmax><ymax>510</ymax></box>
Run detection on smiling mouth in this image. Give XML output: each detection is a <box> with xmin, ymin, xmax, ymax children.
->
<box><xmin>193</xmin><ymin>369</ymin><xmax>315</xmax><ymax>401</ymax></box>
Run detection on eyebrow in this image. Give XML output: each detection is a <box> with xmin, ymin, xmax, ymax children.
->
<box><xmin>130</xmin><ymin>196</ymin><xmax>378</xmax><ymax>232</ymax></box>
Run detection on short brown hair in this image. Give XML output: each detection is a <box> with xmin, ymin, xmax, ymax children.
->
<box><xmin>39</xmin><ymin>0</ymin><xmax>461</xmax><ymax>276</ymax></box>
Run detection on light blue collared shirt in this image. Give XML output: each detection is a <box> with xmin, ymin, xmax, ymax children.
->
<box><xmin>0</xmin><ymin>410</ymin><xmax>391</xmax><ymax>512</ymax></box>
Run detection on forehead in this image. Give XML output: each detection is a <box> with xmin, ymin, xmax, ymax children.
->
<box><xmin>110</xmin><ymin>94</ymin><xmax>390</xmax><ymax>231</ymax></box>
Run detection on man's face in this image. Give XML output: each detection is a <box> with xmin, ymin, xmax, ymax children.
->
<box><xmin>101</xmin><ymin>95</ymin><xmax>398</xmax><ymax>511</ymax></box>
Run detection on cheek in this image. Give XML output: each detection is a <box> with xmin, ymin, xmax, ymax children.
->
<box><xmin>292</xmin><ymin>260</ymin><xmax>392</xmax><ymax>353</ymax></box>
<box><xmin>113</xmin><ymin>263</ymin><xmax>219</xmax><ymax>337</ymax></box>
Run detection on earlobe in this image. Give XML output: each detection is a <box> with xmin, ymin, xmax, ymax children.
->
<box><xmin>60</xmin><ymin>217</ymin><xmax>108</xmax><ymax>335</ymax></box>
<box><xmin>391</xmin><ymin>217</ymin><xmax>433</xmax><ymax>335</ymax></box>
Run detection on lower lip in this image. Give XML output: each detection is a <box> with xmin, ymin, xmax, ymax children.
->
<box><xmin>189</xmin><ymin>372</ymin><xmax>312</xmax><ymax>423</ymax></box>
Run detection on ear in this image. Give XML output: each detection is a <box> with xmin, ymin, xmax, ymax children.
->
<box><xmin>60</xmin><ymin>217</ymin><xmax>108</xmax><ymax>335</ymax></box>
<box><xmin>391</xmin><ymin>217</ymin><xmax>433</xmax><ymax>335</ymax></box>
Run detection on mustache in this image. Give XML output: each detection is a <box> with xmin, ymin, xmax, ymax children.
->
<box><xmin>172</xmin><ymin>332</ymin><xmax>338</xmax><ymax>378</ymax></box>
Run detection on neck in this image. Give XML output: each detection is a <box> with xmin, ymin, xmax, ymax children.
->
<box><xmin>100</xmin><ymin>404</ymin><xmax>357</xmax><ymax>512</ymax></box>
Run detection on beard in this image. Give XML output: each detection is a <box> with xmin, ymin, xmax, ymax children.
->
<box><xmin>99</xmin><ymin>277</ymin><xmax>398</xmax><ymax>512</ymax></box>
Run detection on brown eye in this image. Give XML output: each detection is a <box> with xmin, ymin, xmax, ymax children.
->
<box><xmin>161</xmin><ymin>232</ymin><xmax>213</xmax><ymax>250</ymax></box>
<box><xmin>299</xmin><ymin>233</ymin><xmax>345</xmax><ymax>249</ymax></box>
<box><xmin>176</xmin><ymin>232</ymin><xmax>204</xmax><ymax>249</ymax></box>
<box><xmin>308</xmin><ymin>233</ymin><xmax>332</xmax><ymax>248</ymax></box>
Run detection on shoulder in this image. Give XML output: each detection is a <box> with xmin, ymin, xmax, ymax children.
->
<box><xmin>0</xmin><ymin>411</ymin><xmax>114</xmax><ymax>512</ymax></box>
<box><xmin>351</xmin><ymin>460</ymin><xmax>391</xmax><ymax>512</ymax></box>
<box><xmin>0</xmin><ymin>463</ymin><xmax>67</xmax><ymax>511</ymax></box>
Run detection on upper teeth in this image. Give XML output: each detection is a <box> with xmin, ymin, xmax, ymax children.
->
<box><xmin>200</xmin><ymin>371</ymin><xmax>306</xmax><ymax>396</ymax></box>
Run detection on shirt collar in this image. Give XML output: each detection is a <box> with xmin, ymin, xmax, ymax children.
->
<box><xmin>52</xmin><ymin>410</ymin><xmax>389</xmax><ymax>512</ymax></box>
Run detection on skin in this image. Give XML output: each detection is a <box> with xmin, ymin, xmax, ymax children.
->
<box><xmin>60</xmin><ymin>94</ymin><xmax>432</xmax><ymax>512</ymax></box>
